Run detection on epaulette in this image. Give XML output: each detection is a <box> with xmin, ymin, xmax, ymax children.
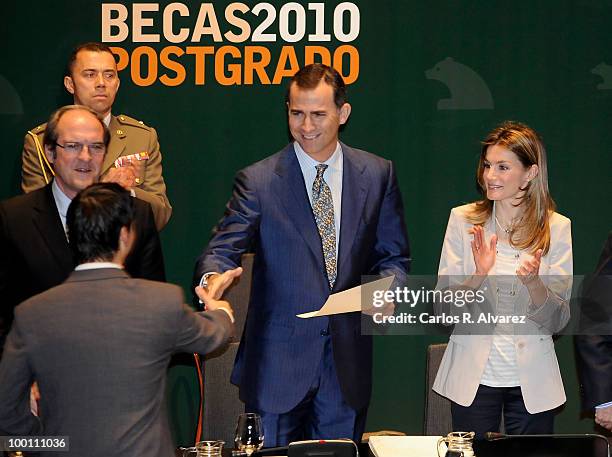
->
<box><xmin>30</xmin><ymin>122</ymin><xmax>47</xmax><ymax>135</ymax></box>
<box><xmin>116</xmin><ymin>114</ymin><xmax>150</xmax><ymax>130</ymax></box>
<box><xmin>27</xmin><ymin>122</ymin><xmax>54</xmax><ymax>184</ymax></box>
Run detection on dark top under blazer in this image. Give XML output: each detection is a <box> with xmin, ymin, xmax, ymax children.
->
<box><xmin>0</xmin><ymin>184</ymin><xmax>165</xmax><ymax>355</ymax></box>
<box><xmin>194</xmin><ymin>142</ymin><xmax>411</xmax><ymax>413</ymax></box>
<box><xmin>0</xmin><ymin>268</ymin><xmax>232</xmax><ymax>457</ymax></box>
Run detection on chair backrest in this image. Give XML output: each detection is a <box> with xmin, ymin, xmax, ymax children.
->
<box><xmin>202</xmin><ymin>254</ymin><xmax>254</xmax><ymax>445</ymax></box>
<box><xmin>422</xmin><ymin>343</ymin><xmax>508</xmax><ymax>437</ymax></box>
<box><xmin>423</xmin><ymin>343</ymin><xmax>453</xmax><ymax>436</ymax></box>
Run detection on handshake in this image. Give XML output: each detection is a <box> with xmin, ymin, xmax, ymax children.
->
<box><xmin>194</xmin><ymin>267</ymin><xmax>244</xmax><ymax>322</ymax></box>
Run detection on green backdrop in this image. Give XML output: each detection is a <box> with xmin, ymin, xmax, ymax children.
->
<box><xmin>1</xmin><ymin>0</ymin><xmax>611</xmax><ymax>446</ymax></box>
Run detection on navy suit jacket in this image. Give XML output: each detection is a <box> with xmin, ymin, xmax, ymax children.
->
<box><xmin>575</xmin><ymin>232</ymin><xmax>612</xmax><ymax>411</ymax></box>
<box><xmin>0</xmin><ymin>184</ymin><xmax>166</xmax><ymax>356</ymax></box>
<box><xmin>194</xmin><ymin>143</ymin><xmax>410</xmax><ymax>413</ymax></box>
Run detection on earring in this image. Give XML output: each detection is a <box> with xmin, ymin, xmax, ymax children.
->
<box><xmin>519</xmin><ymin>180</ymin><xmax>531</xmax><ymax>192</ymax></box>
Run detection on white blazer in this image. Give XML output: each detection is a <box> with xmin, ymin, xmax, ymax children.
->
<box><xmin>432</xmin><ymin>203</ymin><xmax>573</xmax><ymax>413</ymax></box>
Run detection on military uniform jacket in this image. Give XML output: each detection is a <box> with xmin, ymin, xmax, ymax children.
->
<box><xmin>22</xmin><ymin>114</ymin><xmax>172</xmax><ymax>230</ymax></box>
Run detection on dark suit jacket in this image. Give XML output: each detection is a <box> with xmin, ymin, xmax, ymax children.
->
<box><xmin>194</xmin><ymin>143</ymin><xmax>411</xmax><ymax>413</ymax></box>
<box><xmin>0</xmin><ymin>184</ymin><xmax>165</xmax><ymax>355</ymax></box>
<box><xmin>0</xmin><ymin>268</ymin><xmax>232</xmax><ymax>457</ymax></box>
<box><xmin>575</xmin><ymin>232</ymin><xmax>612</xmax><ymax>411</ymax></box>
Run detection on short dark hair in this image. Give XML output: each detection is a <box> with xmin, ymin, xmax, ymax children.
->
<box><xmin>43</xmin><ymin>105</ymin><xmax>110</xmax><ymax>156</ymax></box>
<box><xmin>65</xmin><ymin>42</ymin><xmax>116</xmax><ymax>77</ymax></box>
<box><xmin>67</xmin><ymin>183</ymin><xmax>135</xmax><ymax>265</ymax></box>
<box><xmin>286</xmin><ymin>63</ymin><xmax>347</xmax><ymax>108</ymax></box>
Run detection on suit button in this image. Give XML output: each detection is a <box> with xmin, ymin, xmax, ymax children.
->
<box><xmin>320</xmin><ymin>329</ymin><xmax>329</xmax><ymax>336</ymax></box>
<box><xmin>517</xmin><ymin>342</ymin><xmax>525</xmax><ymax>349</ymax></box>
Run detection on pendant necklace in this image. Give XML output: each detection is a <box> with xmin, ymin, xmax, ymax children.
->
<box><xmin>494</xmin><ymin>215</ymin><xmax>523</xmax><ymax>236</ymax></box>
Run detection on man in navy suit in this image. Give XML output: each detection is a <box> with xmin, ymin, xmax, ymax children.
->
<box><xmin>194</xmin><ymin>64</ymin><xmax>410</xmax><ymax>446</ymax></box>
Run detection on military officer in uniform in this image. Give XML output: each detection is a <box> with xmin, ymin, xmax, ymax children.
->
<box><xmin>21</xmin><ymin>42</ymin><xmax>172</xmax><ymax>230</ymax></box>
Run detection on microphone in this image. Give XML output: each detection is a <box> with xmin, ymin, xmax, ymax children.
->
<box><xmin>484</xmin><ymin>432</ymin><xmax>506</xmax><ymax>441</ymax></box>
<box><xmin>485</xmin><ymin>432</ymin><xmax>609</xmax><ymax>441</ymax></box>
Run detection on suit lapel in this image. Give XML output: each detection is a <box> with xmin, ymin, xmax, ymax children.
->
<box><xmin>274</xmin><ymin>145</ymin><xmax>326</xmax><ymax>268</ymax></box>
<box><xmin>32</xmin><ymin>185</ymin><xmax>73</xmax><ymax>273</ymax></box>
<box><xmin>337</xmin><ymin>145</ymin><xmax>368</xmax><ymax>286</ymax></box>
<box><xmin>102</xmin><ymin>115</ymin><xmax>126</xmax><ymax>174</ymax></box>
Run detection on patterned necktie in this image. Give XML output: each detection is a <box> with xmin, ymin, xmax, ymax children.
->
<box><xmin>312</xmin><ymin>164</ymin><xmax>337</xmax><ymax>288</ymax></box>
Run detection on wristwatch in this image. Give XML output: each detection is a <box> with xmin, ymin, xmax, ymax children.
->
<box><xmin>200</xmin><ymin>272</ymin><xmax>217</xmax><ymax>288</ymax></box>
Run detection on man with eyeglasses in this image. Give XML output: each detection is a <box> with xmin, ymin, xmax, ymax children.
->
<box><xmin>21</xmin><ymin>42</ymin><xmax>172</xmax><ymax>230</ymax></box>
<box><xmin>0</xmin><ymin>105</ymin><xmax>165</xmax><ymax>358</ymax></box>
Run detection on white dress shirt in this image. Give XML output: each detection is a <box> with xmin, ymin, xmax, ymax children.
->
<box><xmin>51</xmin><ymin>179</ymin><xmax>72</xmax><ymax>235</ymax></box>
<box><xmin>75</xmin><ymin>262</ymin><xmax>123</xmax><ymax>271</ymax></box>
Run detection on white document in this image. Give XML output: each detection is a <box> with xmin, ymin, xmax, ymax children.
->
<box><xmin>296</xmin><ymin>275</ymin><xmax>395</xmax><ymax>318</ymax></box>
<box><xmin>368</xmin><ymin>436</ymin><xmax>442</xmax><ymax>457</ymax></box>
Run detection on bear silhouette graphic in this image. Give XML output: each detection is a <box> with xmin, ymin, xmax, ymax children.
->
<box><xmin>592</xmin><ymin>62</ymin><xmax>612</xmax><ymax>90</ymax></box>
<box><xmin>0</xmin><ymin>75</ymin><xmax>24</xmax><ymax>115</ymax></box>
<box><xmin>425</xmin><ymin>57</ymin><xmax>494</xmax><ymax>110</ymax></box>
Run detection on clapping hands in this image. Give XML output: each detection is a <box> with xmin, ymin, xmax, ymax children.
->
<box><xmin>517</xmin><ymin>249</ymin><xmax>543</xmax><ymax>286</ymax></box>
<box><xmin>470</xmin><ymin>225</ymin><xmax>497</xmax><ymax>275</ymax></box>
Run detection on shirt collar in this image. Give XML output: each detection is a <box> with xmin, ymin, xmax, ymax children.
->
<box><xmin>75</xmin><ymin>262</ymin><xmax>124</xmax><ymax>271</ymax></box>
<box><xmin>103</xmin><ymin>113</ymin><xmax>112</xmax><ymax>127</ymax></box>
<box><xmin>51</xmin><ymin>179</ymin><xmax>73</xmax><ymax>221</ymax></box>
<box><xmin>293</xmin><ymin>141</ymin><xmax>343</xmax><ymax>171</ymax></box>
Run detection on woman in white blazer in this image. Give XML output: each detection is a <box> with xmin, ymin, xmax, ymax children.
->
<box><xmin>432</xmin><ymin>121</ymin><xmax>572</xmax><ymax>438</ymax></box>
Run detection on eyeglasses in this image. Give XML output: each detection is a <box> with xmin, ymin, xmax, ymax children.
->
<box><xmin>55</xmin><ymin>142</ymin><xmax>106</xmax><ymax>155</ymax></box>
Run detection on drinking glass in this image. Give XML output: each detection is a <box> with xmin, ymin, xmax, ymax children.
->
<box><xmin>234</xmin><ymin>413</ymin><xmax>264</xmax><ymax>455</ymax></box>
<box><xmin>179</xmin><ymin>440</ymin><xmax>224</xmax><ymax>457</ymax></box>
